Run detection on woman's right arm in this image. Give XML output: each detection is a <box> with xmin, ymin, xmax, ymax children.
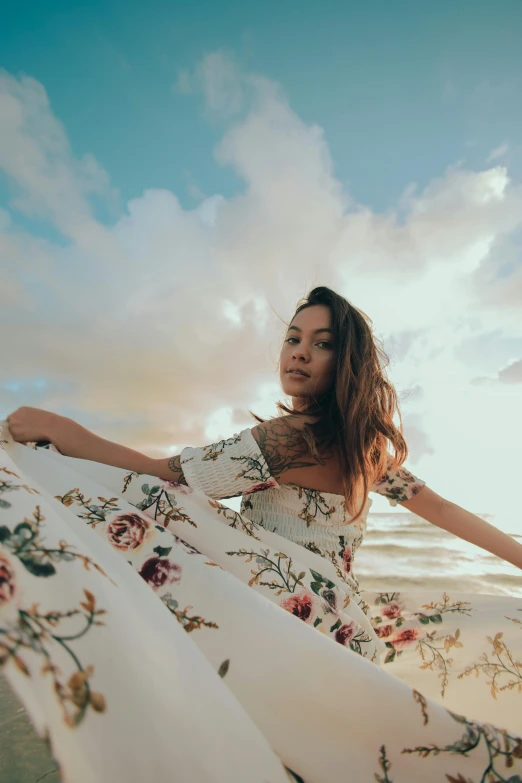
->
<box><xmin>50</xmin><ymin>416</ymin><xmax>183</xmax><ymax>478</ymax></box>
<box><xmin>51</xmin><ymin>418</ymin><xmax>191</xmax><ymax>485</ymax></box>
<box><xmin>9</xmin><ymin>407</ymin><xmax>318</xmax><ymax>496</ymax></box>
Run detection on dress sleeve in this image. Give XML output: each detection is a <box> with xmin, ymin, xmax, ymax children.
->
<box><xmin>179</xmin><ymin>428</ymin><xmax>280</xmax><ymax>500</ymax></box>
<box><xmin>370</xmin><ymin>455</ymin><xmax>427</xmax><ymax>507</ymax></box>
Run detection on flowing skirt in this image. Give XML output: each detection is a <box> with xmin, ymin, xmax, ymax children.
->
<box><xmin>1</xmin><ymin>423</ymin><xmax>521</xmax><ymax>783</ymax></box>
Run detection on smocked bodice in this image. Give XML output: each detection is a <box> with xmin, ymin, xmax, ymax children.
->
<box><xmin>180</xmin><ymin>426</ymin><xmax>425</xmax><ymax>590</ymax></box>
<box><xmin>240</xmin><ymin>483</ymin><xmax>374</xmax><ymax>588</ymax></box>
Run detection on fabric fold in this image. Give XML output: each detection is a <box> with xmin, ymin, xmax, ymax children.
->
<box><xmin>1</xmin><ymin>423</ymin><xmax>522</xmax><ymax>783</ymax></box>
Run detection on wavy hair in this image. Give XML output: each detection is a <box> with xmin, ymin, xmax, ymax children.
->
<box><xmin>251</xmin><ymin>286</ymin><xmax>408</xmax><ymax>525</ymax></box>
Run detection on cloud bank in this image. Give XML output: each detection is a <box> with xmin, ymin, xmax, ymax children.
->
<box><xmin>1</xmin><ymin>54</ymin><xmax>521</xmax><ymax>519</ymax></box>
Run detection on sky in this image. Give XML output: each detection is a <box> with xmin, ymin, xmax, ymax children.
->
<box><xmin>1</xmin><ymin>1</ymin><xmax>522</xmax><ymax>530</ymax></box>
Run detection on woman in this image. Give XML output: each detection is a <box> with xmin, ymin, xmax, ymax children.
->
<box><xmin>2</xmin><ymin>286</ymin><xmax>522</xmax><ymax>783</ymax></box>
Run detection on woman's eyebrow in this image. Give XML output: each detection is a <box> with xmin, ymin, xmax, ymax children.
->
<box><xmin>287</xmin><ymin>326</ymin><xmax>333</xmax><ymax>334</ymax></box>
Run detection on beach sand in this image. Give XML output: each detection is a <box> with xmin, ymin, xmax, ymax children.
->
<box><xmin>0</xmin><ymin>676</ymin><xmax>60</xmax><ymax>783</ymax></box>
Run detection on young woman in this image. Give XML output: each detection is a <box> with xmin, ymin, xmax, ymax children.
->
<box><xmin>2</xmin><ymin>286</ymin><xmax>522</xmax><ymax>783</ymax></box>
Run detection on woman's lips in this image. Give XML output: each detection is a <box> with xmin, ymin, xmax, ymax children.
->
<box><xmin>287</xmin><ymin>370</ymin><xmax>309</xmax><ymax>379</ymax></box>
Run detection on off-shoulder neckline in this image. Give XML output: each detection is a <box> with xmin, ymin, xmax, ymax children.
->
<box><xmin>282</xmin><ymin>482</ymin><xmax>346</xmax><ymax>501</ymax></box>
<box><xmin>245</xmin><ymin>426</ymin><xmax>360</xmax><ymax>502</ymax></box>
<box><xmin>282</xmin><ymin>483</ymin><xmax>374</xmax><ymax>504</ymax></box>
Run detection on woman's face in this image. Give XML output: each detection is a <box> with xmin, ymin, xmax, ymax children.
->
<box><xmin>279</xmin><ymin>304</ymin><xmax>337</xmax><ymax>406</ymax></box>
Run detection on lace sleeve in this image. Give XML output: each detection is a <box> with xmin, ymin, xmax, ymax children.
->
<box><xmin>179</xmin><ymin>428</ymin><xmax>280</xmax><ymax>499</ymax></box>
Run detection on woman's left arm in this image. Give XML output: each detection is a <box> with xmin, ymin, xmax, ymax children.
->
<box><xmin>401</xmin><ymin>486</ymin><xmax>522</xmax><ymax>571</ymax></box>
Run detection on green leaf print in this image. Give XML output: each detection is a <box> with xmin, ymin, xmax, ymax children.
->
<box><xmin>0</xmin><ymin>525</ymin><xmax>11</xmax><ymax>542</ymax></box>
<box><xmin>309</xmin><ymin>569</ymin><xmax>336</xmax><ymax>590</ymax></box>
<box><xmin>14</xmin><ymin>521</ymin><xmax>34</xmax><ymax>535</ymax></box>
<box><xmin>2</xmin><ymin>505</ymin><xmax>112</xmax><ymax>583</ymax></box>
<box><xmin>218</xmin><ymin>660</ymin><xmax>230</xmax><ymax>678</ymax></box>
<box><xmin>285</xmin><ymin>770</ymin><xmax>306</xmax><ymax>783</ymax></box>
<box><xmin>18</xmin><ymin>556</ymin><xmax>56</xmax><ymax>577</ymax></box>
<box><xmin>153</xmin><ymin>545</ymin><xmax>173</xmax><ymax>557</ymax></box>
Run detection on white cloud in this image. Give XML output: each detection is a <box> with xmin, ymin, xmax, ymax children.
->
<box><xmin>486</xmin><ymin>142</ymin><xmax>509</xmax><ymax>163</ymax></box>
<box><xmin>0</xmin><ymin>71</ymin><xmax>117</xmax><ymax>242</ymax></box>
<box><xmin>174</xmin><ymin>51</ymin><xmax>244</xmax><ymax>118</ymax></box>
<box><xmin>1</xmin><ymin>55</ymin><xmax>522</xmax><ymax>522</ymax></box>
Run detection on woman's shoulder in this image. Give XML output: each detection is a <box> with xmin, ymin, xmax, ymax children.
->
<box><xmin>251</xmin><ymin>413</ymin><xmax>319</xmax><ymax>437</ymax></box>
<box><xmin>250</xmin><ymin>414</ymin><xmax>337</xmax><ymax>488</ymax></box>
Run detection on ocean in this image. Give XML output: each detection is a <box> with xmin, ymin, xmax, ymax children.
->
<box><xmin>356</xmin><ymin>512</ymin><xmax>522</xmax><ymax>598</ymax></box>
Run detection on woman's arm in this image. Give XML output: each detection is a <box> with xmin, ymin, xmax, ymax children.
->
<box><xmin>401</xmin><ymin>486</ymin><xmax>522</xmax><ymax>571</ymax></box>
<box><xmin>8</xmin><ymin>408</ymin><xmax>314</xmax><ymax>493</ymax></box>
<box><xmin>7</xmin><ymin>408</ymin><xmax>186</xmax><ymax>484</ymax></box>
<box><xmin>8</xmin><ymin>407</ymin><xmax>321</xmax><ymax>490</ymax></box>
<box><xmin>52</xmin><ymin>417</ymin><xmax>188</xmax><ymax>483</ymax></box>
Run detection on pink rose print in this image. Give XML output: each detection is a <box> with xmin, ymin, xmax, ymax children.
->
<box><xmin>280</xmin><ymin>590</ymin><xmax>313</xmax><ymax>623</ymax></box>
<box><xmin>335</xmin><ymin>621</ymin><xmax>358</xmax><ymax>646</ymax></box>
<box><xmin>139</xmin><ymin>557</ymin><xmax>182</xmax><ymax>591</ymax></box>
<box><xmin>106</xmin><ymin>514</ymin><xmax>150</xmax><ymax>550</ymax></box>
<box><xmin>342</xmin><ymin>547</ymin><xmax>352</xmax><ymax>574</ymax></box>
<box><xmin>381</xmin><ymin>602</ymin><xmax>404</xmax><ymax>620</ymax></box>
<box><xmin>374</xmin><ymin>624</ymin><xmax>394</xmax><ymax>639</ymax></box>
<box><xmin>161</xmin><ymin>480</ymin><xmax>193</xmax><ymax>496</ymax></box>
<box><xmin>243</xmin><ymin>480</ymin><xmax>278</xmax><ymax>495</ymax></box>
<box><xmin>390</xmin><ymin>628</ymin><xmax>420</xmax><ymax>650</ymax></box>
<box><xmin>0</xmin><ymin>553</ymin><xmax>16</xmax><ymax>606</ymax></box>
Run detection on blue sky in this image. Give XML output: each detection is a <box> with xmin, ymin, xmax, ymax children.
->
<box><xmin>1</xmin><ymin>1</ymin><xmax>522</xmax><ymax>527</ymax></box>
<box><xmin>2</xmin><ymin>0</ymin><xmax>521</xmax><ymax>216</ymax></box>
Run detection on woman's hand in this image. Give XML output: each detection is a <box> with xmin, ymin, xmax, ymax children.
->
<box><xmin>6</xmin><ymin>407</ymin><xmax>59</xmax><ymax>444</ymax></box>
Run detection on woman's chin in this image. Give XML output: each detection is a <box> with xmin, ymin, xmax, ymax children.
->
<box><xmin>281</xmin><ymin>377</ymin><xmax>308</xmax><ymax>397</ymax></box>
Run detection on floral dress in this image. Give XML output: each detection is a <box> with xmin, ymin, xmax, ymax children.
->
<box><xmin>1</xmin><ymin>422</ymin><xmax>521</xmax><ymax>783</ymax></box>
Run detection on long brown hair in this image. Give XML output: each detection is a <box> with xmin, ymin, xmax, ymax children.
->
<box><xmin>250</xmin><ymin>286</ymin><xmax>408</xmax><ymax>524</ymax></box>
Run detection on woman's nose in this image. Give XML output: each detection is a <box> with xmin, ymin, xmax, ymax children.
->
<box><xmin>292</xmin><ymin>346</ymin><xmax>310</xmax><ymax>360</ymax></box>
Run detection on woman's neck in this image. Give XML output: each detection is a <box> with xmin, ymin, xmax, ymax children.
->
<box><xmin>291</xmin><ymin>396</ymin><xmax>306</xmax><ymax>411</ymax></box>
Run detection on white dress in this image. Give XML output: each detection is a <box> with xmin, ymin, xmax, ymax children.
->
<box><xmin>1</xmin><ymin>422</ymin><xmax>521</xmax><ymax>783</ymax></box>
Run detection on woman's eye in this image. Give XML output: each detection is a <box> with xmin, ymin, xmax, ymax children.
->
<box><xmin>285</xmin><ymin>338</ymin><xmax>332</xmax><ymax>349</ymax></box>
